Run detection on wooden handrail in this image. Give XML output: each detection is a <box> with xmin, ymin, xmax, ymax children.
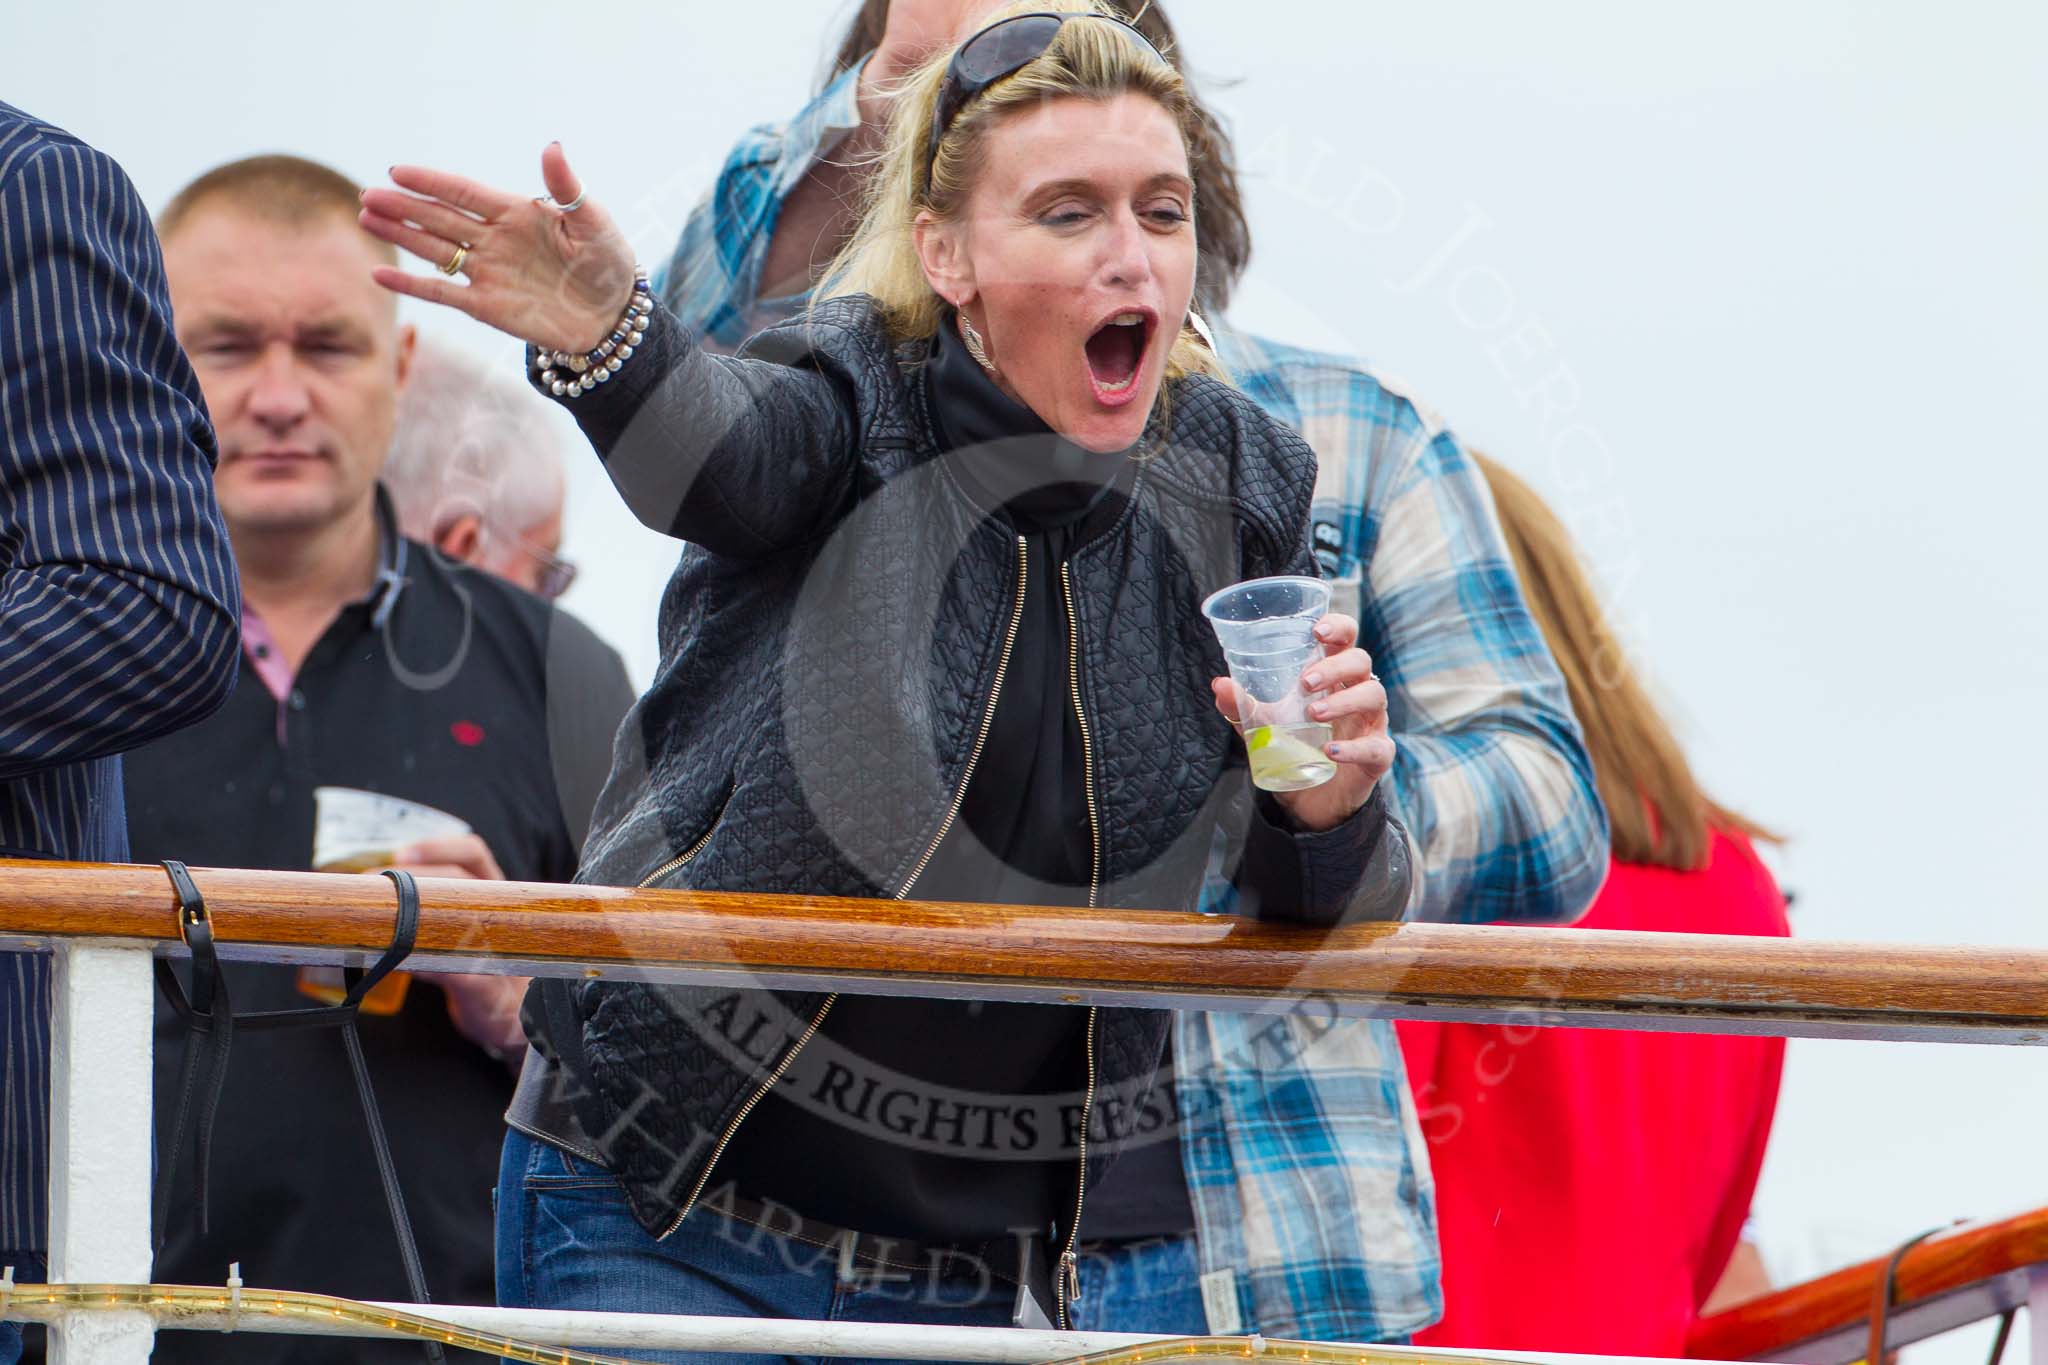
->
<box><xmin>4</xmin><ymin>859</ymin><xmax>2048</xmax><ymax>1043</ymax></box>
<box><xmin>1685</xmin><ymin>1207</ymin><xmax>2048</xmax><ymax>1359</ymax></box>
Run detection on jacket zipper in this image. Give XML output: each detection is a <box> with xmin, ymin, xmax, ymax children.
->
<box><xmin>1058</xmin><ymin>1006</ymin><xmax>1100</xmax><ymax>1328</ymax></box>
<box><xmin>662</xmin><ymin>992</ymin><xmax>838</xmax><ymax>1237</ymax></box>
<box><xmin>894</xmin><ymin>535</ymin><xmax>1031</xmax><ymax>897</ymax></box>
<box><xmin>659</xmin><ymin>535</ymin><xmax>1031</xmax><ymax>1240</ymax></box>
<box><xmin>635</xmin><ymin>814</ymin><xmax>723</xmax><ymax>893</ymax></box>
<box><xmin>1055</xmin><ymin>560</ymin><xmax>1103</xmax><ymax>1327</ymax></box>
<box><xmin>1058</xmin><ymin>561</ymin><xmax>1102</xmax><ymax>909</ymax></box>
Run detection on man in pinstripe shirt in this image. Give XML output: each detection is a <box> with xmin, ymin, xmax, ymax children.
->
<box><xmin>0</xmin><ymin>103</ymin><xmax>242</xmax><ymax>1360</ymax></box>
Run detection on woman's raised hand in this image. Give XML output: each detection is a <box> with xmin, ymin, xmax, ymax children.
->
<box><xmin>360</xmin><ymin>143</ymin><xmax>638</xmax><ymax>355</ymax></box>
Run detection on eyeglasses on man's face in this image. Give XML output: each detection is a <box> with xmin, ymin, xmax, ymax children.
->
<box><xmin>484</xmin><ymin>523</ymin><xmax>578</xmax><ymax>600</ymax></box>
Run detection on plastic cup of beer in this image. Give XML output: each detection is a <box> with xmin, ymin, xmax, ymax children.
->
<box><xmin>296</xmin><ymin>787</ymin><xmax>470</xmax><ymax>1015</ymax></box>
<box><xmin>1201</xmin><ymin>575</ymin><xmax>1338</xmax><ymax>792</ymax></box>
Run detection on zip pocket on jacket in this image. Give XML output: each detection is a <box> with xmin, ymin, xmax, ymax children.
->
<box><xmin>636</xmin><ymin>782</ymin><xmax>735</xmax><ymax>890</ymax></box>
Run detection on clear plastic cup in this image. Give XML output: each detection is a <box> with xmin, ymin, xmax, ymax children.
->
<box><xmin>1200</xmin><ymin>575</ymin><xmax>1338</xmax><ymax>792</ymax></box>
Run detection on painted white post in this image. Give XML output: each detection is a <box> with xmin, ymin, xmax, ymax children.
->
<box><xmin>46</xmin><ymin>940</ymin><xmax>157</xmax><ymax>1363</ymax></box>
<box><xmin>2029</xmin><ymin>1264</ymin><xmax>2048</xmax><ymax>1365</ymax></box>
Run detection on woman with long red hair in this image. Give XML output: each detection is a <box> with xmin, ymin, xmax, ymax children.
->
<box><xmin>1399</xmin><ymin>455</ymin><xmax>1790</xmax><ymax>1356</ymax></box>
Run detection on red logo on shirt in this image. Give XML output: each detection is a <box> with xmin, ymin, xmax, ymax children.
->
<box><xmin>450</xmin><ymin>721</ymin><xmax>486</xmax><ymax>747</ymax></box>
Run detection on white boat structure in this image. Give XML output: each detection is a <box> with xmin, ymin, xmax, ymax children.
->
<box><xmin>3</xmin><ymin>858</ymin><xmax>2045</xmax><ymax>1364</ymax></box>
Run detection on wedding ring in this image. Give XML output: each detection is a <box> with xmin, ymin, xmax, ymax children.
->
<box><xmin>439</xmin><ymin>243</ymin><xmax>469</xmax><ymax>277</ymax></box>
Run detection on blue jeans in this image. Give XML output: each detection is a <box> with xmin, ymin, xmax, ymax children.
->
<box><xmin>1069</xmin><ymin>1234</ymin><xmax>1208</xmax><ymax>1334</ymax></box>
<box><xmin>495</xmin><ymin>1126</ymin><xmax>1019</xmax><ymax>1365</ymax></box>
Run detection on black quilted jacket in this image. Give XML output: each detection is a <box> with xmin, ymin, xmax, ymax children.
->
<box><xmin>545</xmin><ymin>296</ymin><xmax>1413</xmax><ymax>1244</ymax></box>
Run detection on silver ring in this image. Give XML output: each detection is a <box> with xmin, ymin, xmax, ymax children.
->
<box><xmin>536</xmin><ymin>190</ymin><xmax>587</xmax><ymax>214</ymax></box>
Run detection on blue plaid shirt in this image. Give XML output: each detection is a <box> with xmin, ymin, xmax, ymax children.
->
<box><xmin>655</xmin><ymin>61</ymin><xmax>1607</xmax><ymax>1343</ymax></box>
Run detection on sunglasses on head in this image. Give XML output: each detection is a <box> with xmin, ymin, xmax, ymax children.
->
<box><xmin>927</xmin><ymin>11</ymin><xmax>1169</xmax><ymax>182</ymax></box>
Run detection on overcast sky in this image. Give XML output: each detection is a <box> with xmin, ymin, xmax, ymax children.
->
<box><xmin>9</xmin><ymin>3</ymin><xmax>2047</xmax><ymax>1358</ymax></box>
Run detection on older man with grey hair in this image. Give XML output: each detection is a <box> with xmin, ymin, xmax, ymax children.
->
<box><xmin>384</xmin><ymin>338</ymin><xmax>579</xmax><ymax>599</ymax></box>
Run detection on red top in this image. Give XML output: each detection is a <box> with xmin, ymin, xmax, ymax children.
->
<box><xmin>1398</xmin><ymin>828</ymin><xmax>1790</xmax><ymax>1357</ymax></box>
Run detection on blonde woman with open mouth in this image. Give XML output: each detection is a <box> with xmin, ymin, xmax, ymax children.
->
<box><xmin>365</xmin><ymin>4</ymin><xmax>1409</xmax><ymax>1357</ymax></box>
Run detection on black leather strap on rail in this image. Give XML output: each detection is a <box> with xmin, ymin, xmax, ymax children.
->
<box><xmin>151</xmin><ymin>862</ymin><xmax>445</xmax><ymax>1363</ymax></box>
<box><xmin>350</xmin><ymin>869</ymin><xmax>442</xmax><ymax>1363</ymax></box>
<box><xmin>1867</xmin><ymin>1224</ymin><xmax>1945</xmax><ymax>1365</ymax></box>
<box><xmin>152</xmin><ymin>860</ymin><xmax>232</xmax><ymax>1248</ymax></box>
<box><xmin>1985</xmin><ymin>1308</ymin><xmax>2018</xmax><ymax>1365</ymax></box>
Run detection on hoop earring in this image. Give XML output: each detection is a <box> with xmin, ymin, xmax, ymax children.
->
<box><xmin>958</xmin><ymin>312</ymin><xmax>996</xmax><ymax>375</ymax></box>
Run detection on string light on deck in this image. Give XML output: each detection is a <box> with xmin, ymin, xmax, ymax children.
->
<box><xmin>0</xmin><ymin>1283</ymin><xmax>641</xmax><ymax>1364</ymax></box>
<box><xmin>1055</xmin><ymin>1330</ymin><xmax>1509</xmax><ymax>1365</ymax></box>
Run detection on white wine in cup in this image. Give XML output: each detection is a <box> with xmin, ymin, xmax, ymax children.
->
<box><xmin>1200</xmin><ymin>576</ymin><xmax>1338</xmax><ymax>793</ymax></box>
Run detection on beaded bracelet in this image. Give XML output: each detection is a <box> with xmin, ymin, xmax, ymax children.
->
<box><xmin>533</xmin><ymin>269</ymin><xmax>652</xmax><ymax>399</ymax></box>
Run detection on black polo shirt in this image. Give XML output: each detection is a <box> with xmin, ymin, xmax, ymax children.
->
<box><xmin>125</xmin><ymin>518</ymin><xmax>634</xmax><ymax>1365</ymax></box>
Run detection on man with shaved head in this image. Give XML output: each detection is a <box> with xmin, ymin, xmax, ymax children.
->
<box><xmin>125</xmin><ymin>155</ymin><xmax>632</xmax><ymax>1364</ymax></box>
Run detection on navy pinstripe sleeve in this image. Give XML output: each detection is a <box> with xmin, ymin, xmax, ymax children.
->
<box><xmin>1</xmin><ymin>105</ymin><xmax>240</xmax><ymax>1255</ymax></box>
<box><xmin>0</xmin><ymin>108</ymin><xmax>240</xmax><ymax>783</ymax></box>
